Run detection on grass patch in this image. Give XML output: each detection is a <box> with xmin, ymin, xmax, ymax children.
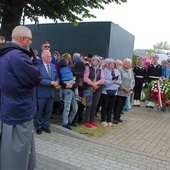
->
<box><xmin>71</xmin><ymin>120</ymin><xmax>122</xmax><ymax>139</ymax></box>
<box><xmin>51</xmin><ymin>111</ymin><xmax>124</xmax><ymax>139</ymax></box>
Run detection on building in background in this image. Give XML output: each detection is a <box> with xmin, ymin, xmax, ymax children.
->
<box><xmin>27</xmin><ymin>22</ymin><xmax>134</xmax><ymax>60</ymax></box>
<box><xmin>133</xmin><ymin>49</ymin><xmax>148</xmax><ymax>58</ymax></box>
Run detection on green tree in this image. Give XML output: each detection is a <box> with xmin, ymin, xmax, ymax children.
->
<box><xmin>153</xmin><ymin>41</ymin><xmax>170</xmax><ymax>50</ymax></box>
<box><xmin>132</xmin><ymin>54</ymin><xmax>138</xmax><ymax>68</ymax></box>
<box><xmin>147</xmin><ymin>41</ymin><xmax>170</xmax><ymax>55</ymax></box>
<box><xmin>147</xmin><ymin>49</ymin><xmax>155</xmax><ymax>56</ymax></box>
<box><xmin>0</xmin><ymin>0</ymin><xmax>127</xmax><ymax>40</ymax></box>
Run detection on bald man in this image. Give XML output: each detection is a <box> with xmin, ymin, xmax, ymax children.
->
<box><xmin>0</xmin><ymin>26</ymin><xmax>42</xmax><ymax>170</ymax></box>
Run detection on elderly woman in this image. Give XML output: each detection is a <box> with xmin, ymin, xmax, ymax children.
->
<box><xmin>115</xmin><ymin>59</ymin><xmax>123</xmax><ymax>69</ymax></box>
<box><xmin>101</xmin><ymin>59</ymin><xmax>122</xmax><ymax>127</ymax></box>
<box><xmin>113</xmin><ymin>58</ymin><xmax>135</xmax><ymax>124</ymax></box>
<box><xmin>83</xmin><ymin>55</ymin><xmax>105</xmax><ymax>128</ymax></box>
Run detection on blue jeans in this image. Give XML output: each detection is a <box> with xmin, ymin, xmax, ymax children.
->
<box><xmin>62</xmin><ymin>89</ymin><xmax>78</xmax><ymax>125</ymax></box>
<box><xmin>125</xmin><ymin>95</ymin><xmax>131</xmax><ymax>110</ymax></box>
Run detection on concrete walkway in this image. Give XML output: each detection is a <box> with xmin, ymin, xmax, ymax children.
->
<box><xmin>35</xmin><ymin>102</ymin><xmax>170</xmax><ymax>170</ymax></box>
<box><xmin>99</xmin><ymin>103</ymin><xmax>170</xmax><ymax>158</ymax></box>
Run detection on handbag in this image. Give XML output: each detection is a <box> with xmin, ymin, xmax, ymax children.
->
<box><xmin>81</xmin><ymin>87</ymin><xmax>93</xmax><ymax>107</ymax></box>
<box><xmin>106</xmin><ymin>89</ymin><xmax>117</xmax><ymax>96</ymax></box>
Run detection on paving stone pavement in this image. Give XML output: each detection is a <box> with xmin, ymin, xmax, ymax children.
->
<box><xmin>99</xmin><ymin>102</ymin><xmax>170</xmax><ymax>158</ymax></box>
<box><xmin>34</xmin><ymin>102</ymin><xmax>170</xmax><ymax>170</ymax></box>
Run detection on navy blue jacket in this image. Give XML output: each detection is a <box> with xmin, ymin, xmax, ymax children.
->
<box><xmin>0</xmin><ymin>42</ymin><xmax>42</xmax><ymax>125</ymax></box>
<box><xmin>36</xmin><ymin>62</ymin><xmax>60</xmax><ymax>98</ymax></box>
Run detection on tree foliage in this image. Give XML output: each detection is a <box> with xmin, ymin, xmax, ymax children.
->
<box><xmin>153</xmin><ymin>41</ymin><xmax>170</xmax><ymax>50</ymax></box>
<box><xmin>0</xmin><ymin>0</ymin><xmax>127</xmax><ymax>40</ymax></box>
<box><xmin>132</xmin><ymin>54</ymin><xmax>138</xmax><ymax>68</ymax></box>
<box><xmin>147</xmin><ymin>41</ymin><xmax>170</xmax><ymax>55</ymax></box>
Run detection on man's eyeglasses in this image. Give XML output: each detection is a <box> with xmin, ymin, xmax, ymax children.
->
<box><xmin>24</xmin><ymin>37</ymin><xmax>32</xmax><ymax>41</ymax></box>
<box><xmin>44</xmin><ymin>46</ymin><xmax>50</xmax><ymax>48</ymax></box>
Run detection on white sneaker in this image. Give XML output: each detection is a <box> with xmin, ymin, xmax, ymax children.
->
<box><xmin>108</xmin><ymin>122</ymin><xmax>114</xmax><ymax>127</ymax></box>
<box><xmin>133</xmin><ymin>100</ymin><xmax>137</xmax><ymax>106</ymax></box>
<box><xmin>150</xmin><ymin>101</ymin><xmax>155</xmax><ymax>108</ymax></box>
<box><xmin>146</xmin><ymin>101</ymin><xmax>151</xmax><ymax>107</ymax></box>
<box><xmin>101</xmin><ymin>121</ymin><xmax>108</xmax><ymax>127</ymax></box>
<box><xmin>136</xmin><ymin>100</ymin><xmax>140</xmax><ymax>106</ymax></box>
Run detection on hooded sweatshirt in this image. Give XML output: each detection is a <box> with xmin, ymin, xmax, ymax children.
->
<box><xmin>83</xmin><ymin>55</ymin><xmax>105</xmax><ymax>90</ymax></box>
<box><xmin>102</xmin><ymin>59</ymin><xmax>122</xmax><ymax>95</ymax></box>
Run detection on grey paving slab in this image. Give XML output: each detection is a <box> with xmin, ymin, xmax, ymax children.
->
<box><xmin>34</xmin><ymin>102</ymin><xmax>170</xmax><ymax>170</ymax></box>
<box><xmin>35</xmin><ymin>153</ymin><xmax>82</xmax><ymax>170</ymax></box>
<box><xmin>34</xmin><ymin>131</ymin><xmax>170</xmax><ymax>170</ymax></box>
<box><xmin>98</xmin><ymin>102</ymin><xmax>170</xmax><ymax>159</ymax></box>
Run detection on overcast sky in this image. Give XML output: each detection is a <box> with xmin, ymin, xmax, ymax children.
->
<box><xmin>89</xmin><ymin>0</ymin><xmax>170</xmax><ymax>50</ymax></box>
<box><xmin>26</xmin><ymin>0</ymin><xmax>170</xmax><ymax>50</ymax></box>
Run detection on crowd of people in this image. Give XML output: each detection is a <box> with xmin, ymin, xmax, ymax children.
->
<box><xmin>0</xmin><ymin>25</ymin><xmax>170</xmax><ymax>170</ymax></box>
<box><xmin>34</xmin><ymin>42</ymin><xmax>170</xmax><ymax>131</ymax></box>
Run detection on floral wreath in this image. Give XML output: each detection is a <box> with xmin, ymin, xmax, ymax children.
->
<box><xmin>146</xmin><ymin>80</ymin><xmax>170</xmax><ymax>106</ymax></box>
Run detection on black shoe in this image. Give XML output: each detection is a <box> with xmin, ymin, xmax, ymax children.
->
<box><xmin>42</xmin><ymin>127</ymin><xmax>51</xmax><ymax>133</ymax></box>
<box><xmin>121</xmin><ymin>112</ymin><xmax>124</xmax><ymax>114</ymax></box>
<box><xmin>77</xmin><ymin>122</ymin><xmax>83</xmax><ymax>125</ymax></box>
<box><xmin>113</xmin><ymin>120</ymin><xmax>119</xmax><ymax>124</ymax></box>
<box><xmin>36</xmin><ymin>128</ymin><xmax>42</xmax><ymax>134</ymax></box>
<box><xmin>77</xmin><ymin>119</ymin><xmax>83</xmax><ymax>125</ymax></box>
<box><xmin>118</xmin><ymin>119</ymin><xmax>123</xmax><ymax>123</ymax></box>
<box><xmin>62</xmin><ymin>124</ymin><xmax>72</xmax><ymax>130</ymax></box>
<box><xmin>68</xmin><ymin>122</ymin><xmax>78</xmax><ymax>127</ymax></box>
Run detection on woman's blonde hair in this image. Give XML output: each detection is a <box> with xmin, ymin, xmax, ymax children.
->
<box><xmin>62</xmin><ymin>53</ymin><xmax>71</xmax><ymax>61</ymax></box>
<box><xmin>115</xmin><ymin>59</ymin><xmax>123</xmax><ymax>68</ymax></box>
